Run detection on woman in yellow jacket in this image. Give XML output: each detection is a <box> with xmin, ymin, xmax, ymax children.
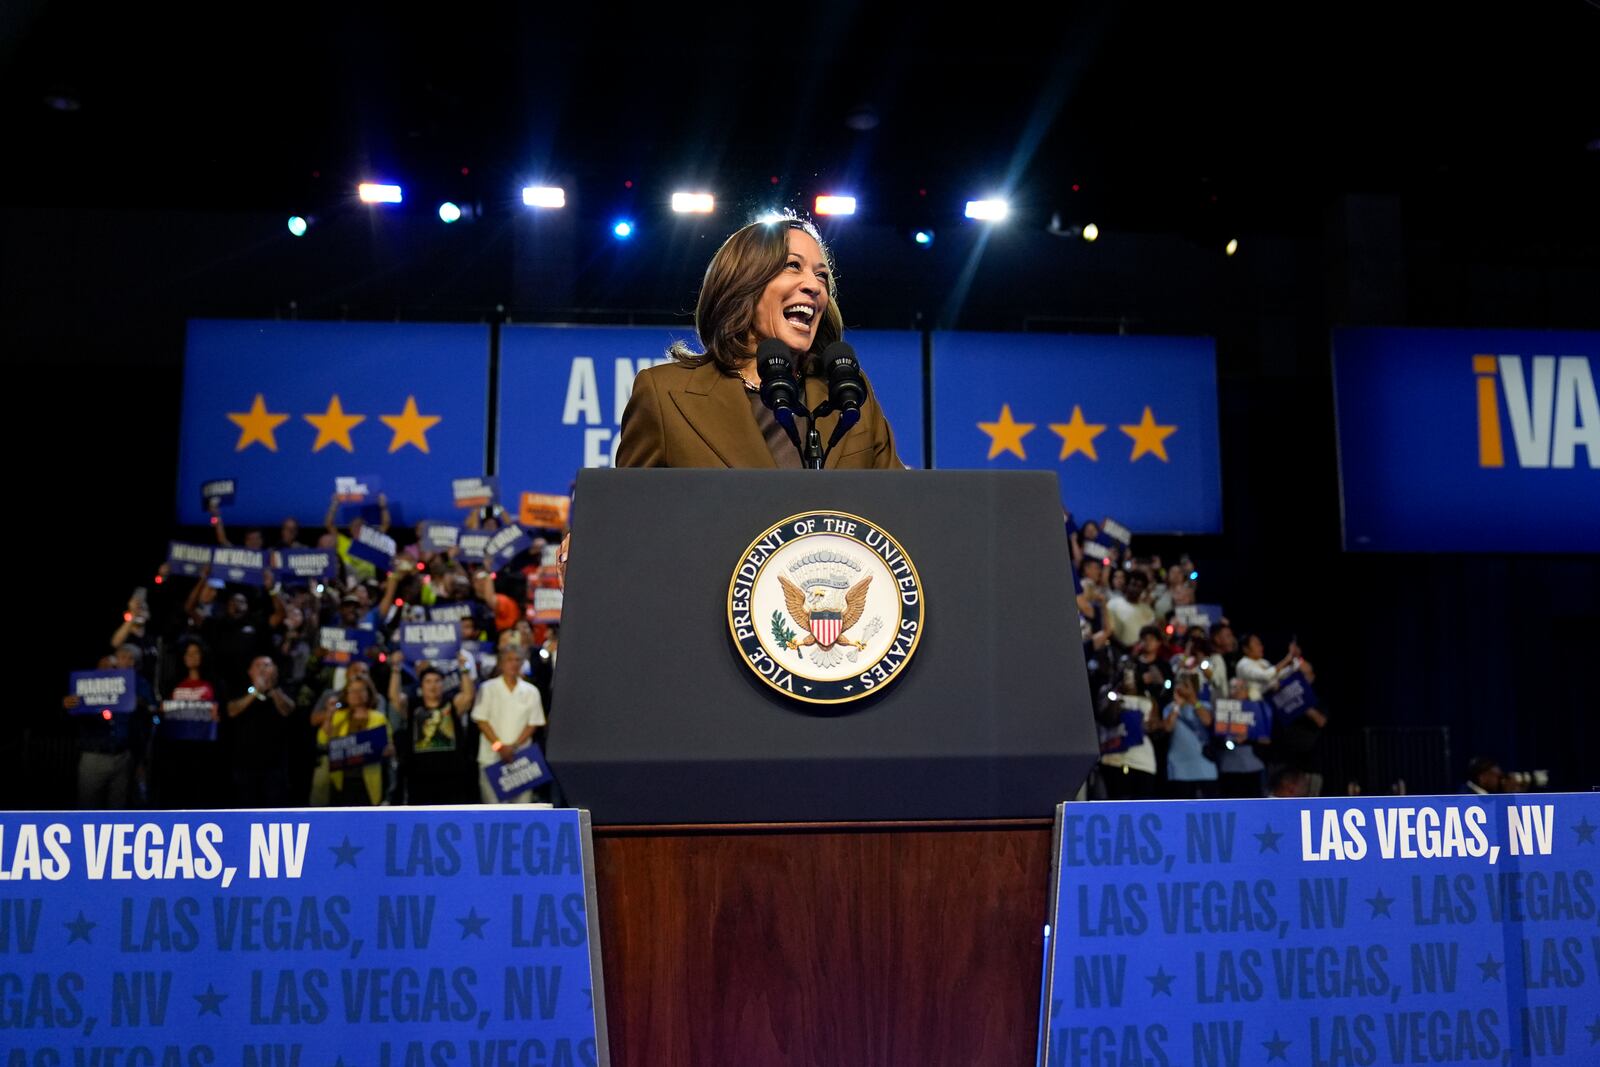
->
<box><xmin>317</xmin><ymin>675</ymin><xmax>392</xmax><ymax>806</ymax></box>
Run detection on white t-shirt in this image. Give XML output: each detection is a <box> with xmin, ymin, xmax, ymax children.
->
<box><xmin>1235</xmin><ymin>656</ymin><xmax>1281</xmax><ymax>701</ymax></box>
<box><xmin>1106</xmin><ymin>595</ymin><xmax>1156</xmax><ymax>648</ymax></box>
<box><xmin>471</xmin><ymin>675</ymin><xmax>546</xmax><ymax>767</ymax></box>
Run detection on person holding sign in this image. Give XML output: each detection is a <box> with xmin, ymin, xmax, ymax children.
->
<box><xmin>471</xmin><ymin>644</ymin><xmax>545</xmax><ymax>805</ymax></box>
<box><xmin>325</xmin><ymin>491</ymin><xmax>391</xmax><ymax>583</ymax></box>
<box><xmin>388</xmin><ymin>654</ymin><xmax>478</xmax><ymax>805</ymax></box>
<box><xmin>1160</xmin><ymin>675</ymin><xmax>1218</xmax><ymax>799</ymax></box>
<box><xmin>616</xmin><ymin>218</ymin><xmax>903</xmax><ymax>470</ymax></box>
<box><xmin>317</xmin><ymin>675</ymin><xmax>392</xmax><ymax>806</ymax></box>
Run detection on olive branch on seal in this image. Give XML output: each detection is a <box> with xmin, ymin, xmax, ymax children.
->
<box><xmin>770</xmin><ymin>610</ymin><xmax>798</xmax><ymax>653</ymax></box>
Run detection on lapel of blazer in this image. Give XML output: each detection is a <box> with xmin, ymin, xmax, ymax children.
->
<box><xmin>669</xmin><ymin>361</ymin><xmax>776</xmax><ymax>469</ymax></box>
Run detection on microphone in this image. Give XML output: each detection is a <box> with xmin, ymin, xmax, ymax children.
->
<box><xmin>755</xmin><ymin>339</ymin><xmax>804</xmax><ymax>427</ymax></box>
<box><xmin>821</xmin><ymin>341</ymin><xmax>866</xmax><ymax>417</ymax></box>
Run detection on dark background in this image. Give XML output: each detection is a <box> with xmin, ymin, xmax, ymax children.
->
<box><xmin>5</xmin><ymin>1</ymin><xmax>1597</xmax><ymax>800</ymax></box>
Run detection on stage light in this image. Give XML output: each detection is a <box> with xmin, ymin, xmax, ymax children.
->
<box><xmin>964</xmin><ymin>199</ymin><xmax>1009</xmax><ymax>221</ymax></box>
<box><xmin>913</xmin><ymin>229</ymin><xmax>935</xmax><ymax>246</ymax></box>
<box><xmin>755</xmin><ymin>211</ymin><xmax>786</xmax><ymax>224</ymax></box>
<box><xmin>612</xmin><ymin>220</ymin><xmax>634</xmax><ymax>239</ymax></box>
<box><xmin>1082</xmin><ymin>222</ymin><xmax>1100</xmax><ymax>242</ymax></box>
<box><xmin>438</xmin><ymin>201</ymin><xmax>462</xmax><ymax>223</ymax></box>
<box><xmin>1225</xmin><ymin>238</ymin><xmax>1239</xmax><ymax>256</ymax></box>
<box><xmin>522</xmin><ymin>186</ymin><xmax>566</xmax><ymax>208</ymax></box>
<box><xmin>358</xmin><ymin>183</ymin><xmax>403</xmax><ymax>204</ymax></box>
<box><xmin>671</xmin><ymin>192</ymin><xmax>715</xmax><ymax>214</ymax></box>
<box><xmin>287</xmin><ymin>216</ymin><xmax>309</xmax><ymax>237</ymax></box>
<box><xmin>815</xmin><ymin>195</ymin><xmax>856</xmax><ymax>216</ymax></box>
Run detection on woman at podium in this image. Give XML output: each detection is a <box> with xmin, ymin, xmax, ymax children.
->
<box><xmin>616</xmin><ymin>217</ymin><xmax>903</xmax><ymax>470</ymax></box>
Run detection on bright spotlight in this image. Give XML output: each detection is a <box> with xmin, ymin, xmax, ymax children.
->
<box><xmin>912</xmin><ymin>229</ymin><xmax>935</xmax><ymax>246</ymax></box>
<box><xmin>671</xmin><ymin>192</ymin><xmax>715</xmax><ymax>214</ymax></box>
<box><xmin>438</xmin><ymin>202</ymin><xmax>462</xmax><ymax>223</ymax></box>
<box><xmin>522</xmin><ymin>186</ymin><xmax>566</xmax><ymax>208</ymax></box>
<box><xmin>1225</xmin><ymin>238</ymin><xmax>1239</xmax><ymax>256</ymax></box>
<box><xmin>815</xmin><ymin>195</ymin><xmax>856</xmax><ymax>216</ymax></box>
<box><xmin>287</xmin><ymin>216</ymin><xmax>308</xmax><ymax>237</ymax></box>
<box><xmin>964</xmin><ymin>199</ymin><xmax>1009</xmax><ymax>221</ymax></box>
<box><xmin>1082</xmin><ymin>222</ymin><xmax>1100</xmax><ymax>242</ymax></box>
<box><xmin>755</xmin><ymin>210</ymin><xmax>786</xmax><ymax>224</ymax></box>
<box><xmin>612</xmin><ymin>220</ymin><xmax>634</xmax><ymax>239</ymax></box>
<box><xmin>358</xmin><ymin>183</ymin><xmax>403</xmax><ymax>204</ymax></box>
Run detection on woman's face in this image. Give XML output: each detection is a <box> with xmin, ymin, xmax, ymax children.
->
<box><xmin>346</xmin><ymin>682</ymin><xmax>372</xmax><ymax>710</ymax></box>
<box><xmin>751</xmin><ymin>229</ymin><xmax>830</xmax><ymax>354</ymax></box>
<box><xmin>183</xmin><ymin>644</ymin><xmax>202</xmax><ymax>671</ymax></box>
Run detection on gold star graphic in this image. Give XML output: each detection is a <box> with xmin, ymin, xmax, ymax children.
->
<box><xmin>379</xmin><ymin>395</ymin><xmax>442</xmax><ymax>454</ymax></box>
<box><xmin>977</xmin><ymin>404</ymin><xmax>1035</xmax><ymax>461</ymax></box>
<box><xmin>1049</xmin><ymin>406</ymin><xmax>1107</xmax><ymax>461</ymax></box>
<box><xmin>226</xmin><ymin>394</ymin><xmax>290</xmax><ymax>452</ymax></box>
<box><xmin>303</xmin><ymin>395</ymin><xmax>366</xmax><ymax>453</ymax></box>
<box><xmin>1120</xmin><ymin>406</ymin><xmax>1178</xmax><ymax>462</ymax></box>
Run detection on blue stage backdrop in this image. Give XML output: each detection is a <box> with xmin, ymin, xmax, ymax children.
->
<box><xmin>176</xmin><ymin>320</ymin><xmax>491</xmax><ymax>527</ymax></box>
<box><xmin>0</xmin><ymin>808</ymin><xmax>610</xmax><ymax>1064</ymax></box>
<box><xmin>1039</xmin><ymin>794</ymin><xmax>1600</xmax><ymax>1066</ymax></box>
<box><xmin>1333</xmin><ymin>328</ymin><xmax>1600</xmax><ymax>552</ymax></box>
<box><xmin>495</xmin><ymin>325</ymin><xmax>926</xmax><ymax>498</ymax></box>
<box><xmin>931</xmin><ymin>332</ymin><xmax>1222</xmax><ymax>533</ymax></box>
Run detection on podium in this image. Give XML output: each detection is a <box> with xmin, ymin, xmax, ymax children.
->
<box><xmin>550</xmin><ymin>468</ymin><xmax>1098</xmax><ymax>823</ymax></box>
<box><xmin>550</xmin><ymin>469</ymin><xmax>1096</xmax><ymax>1065</ymax></box>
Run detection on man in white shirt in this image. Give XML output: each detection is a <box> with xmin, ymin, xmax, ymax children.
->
<box><xmin>471</xmin><ymin>645</ymin><xmax>546</xmax><ymax>804</ymax></box>
<box><xmin>1106</xmin><ymin>571</ymin><xmax>1157</xmax><ymax>650</ymax></box>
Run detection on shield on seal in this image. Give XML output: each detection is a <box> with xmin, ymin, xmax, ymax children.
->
<box><xmin>810</xmin><ymin>612</ymin><xmax>842</xmax><ymax>648</ymax></box>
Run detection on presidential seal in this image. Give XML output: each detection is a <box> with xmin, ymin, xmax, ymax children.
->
<box><xmin>728</xmin><ymin>511</ymin><xmax>924</xmax><ymax>705</ymax></box>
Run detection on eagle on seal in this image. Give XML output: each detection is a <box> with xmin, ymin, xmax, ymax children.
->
<box><xmin>778</xmin><ymin>573</ymin><xmax>872</xmax><ymax>652</ymax></box>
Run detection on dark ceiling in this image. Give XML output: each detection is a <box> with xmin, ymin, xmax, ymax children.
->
<box><xmin>5</xmin><ymin>1</ymin><xmax>1598</xmax><ymax>238</ymax></box>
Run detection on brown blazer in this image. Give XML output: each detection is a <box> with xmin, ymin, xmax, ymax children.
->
<box><xmin>615</xmin><ymin>360</ymin><xmax>905</xmax><ymax>469</ymax></box>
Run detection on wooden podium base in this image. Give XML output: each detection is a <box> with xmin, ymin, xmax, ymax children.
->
<box><xmin>593</xmin><ymin>819</ymin><xmax>1053</xmax><ymax>1067</ymax></box>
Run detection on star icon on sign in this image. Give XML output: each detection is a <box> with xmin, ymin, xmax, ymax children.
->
<box><xmin>1477</xmin><ymin>953</ymin><xmax>1503</xmax><ymax>981</ymax></box>
<box><xmin>1254</xmin><ymin>824</ymin><xmax>1282</xmax><ymax>853</ymax></box>
<box><xmin>1262</xmin><ymin>1031</ymin><xmax>1291</xmax><ymax>1061</ymax></box>
<box><xmin>330</xmin><ymin>836</ymin><xmax>363</xmax><ymax>868</ymax></box>
<box><xmin>379</xmin><ymin>395</ymin><xmax>442</xmax><ymax>454</ymax></box>
<box><xmin>457</xmin><ymin>907</ymin><xmax>489</xmax><ymax>939</ymax></box>
<box><xmin>977</xmin><ymin>404</ymin><xmax>1035</xmax><ymax>461</ymax></box>
<box><xmin>1365</xmin><ymin>888</ymin><xmax>1396</xmax><ymax>918</ymax></box>
<box><xmin>1585</xmin><ymin>1015</ymin><xmax>1600</xmax><ymax>1045</ymax></box>
<box><xmin>227</xmin><ymin>394</ymin><xmax>291</xmax><ymax>452</ymax></box>
<box><xmin>1145</xmin><ymin>965</ymin><xmax>1175</xmax><ymax>997</ymax></box>
<box><xmin>194</xmin><ymin>983</ymin><xmax>227</xmax><ymax>1017</ymax></box>
<box><xmin>1119</xmin><ymin>406</ymin><xmax>1178</xmax><ymax>462</ymax></box>
<box><xmin>64</xmin><ymin>911</ymin><xmax>96</xmax><ymax>944</ymax></box>
<box><xmin>304</xmin><ymin>395</ymin><xmax>366</xmax><ymax>453</ymax></box>
<box><xmin>1048</xmin><ymin>406</ymin><xmax>1106</xmax><ymax>461</ymax></box>
<box><xmin>1574</xmin><ymin>817</ymin><xmax>1596</xmax><ymax>845</ymax></box>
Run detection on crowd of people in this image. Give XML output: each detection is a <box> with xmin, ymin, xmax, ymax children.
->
<box><xmin>1068</xmin><ymin>517</ymin><xmax>1331</xmax><ymax>801</ymax></box>
<box><xmin>63</xmin><ymin>495</ymin><xmax>558</xmax><ymax>810</ymax></box>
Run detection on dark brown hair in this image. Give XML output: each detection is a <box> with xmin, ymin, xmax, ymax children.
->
<box><xmin>669</xmin><ymin>217</ymin><xmax>843</xmax><ymax>376</ymax></box>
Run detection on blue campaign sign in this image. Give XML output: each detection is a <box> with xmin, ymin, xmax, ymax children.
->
<box><xmin>1333</xmin><ymin>327</ymin><xmax>1600</xmax><ymax>552</ymax></box>
<box><xmin>277</xmin><ymin>548</ymin><xmax>338</xmax><ymax>583</ymax></box>
<box><xmin>0</xmin><ymin>809</ymin><xmax>611</xmax><ymax>1064</ymax></box>
<box><xmin>175</xmin><ymin>320</ymin><xmax>490</xmax><ymax>526</ymax></box>
<box><xmin>200</xmin><ymin>478</ymin><xmax>236</xmax><ymax>508</ymax></box>
<box><xmin>1039</xmin><ymin>794</ymin><xmax>1600</xmax><ymax>1067</ymax></box>
<box><xmin>401</xmin><ymin>622</ymin><xmax>461</xmax><ymax>665</ymax></box>
<box><xmin>159</xmin><ymin>699</ymin><xmax>219</xmax><ymax>740</ymax></box>
<box><xmin>1101</xmin><ymin>517</ymin><xmax>1133</xmax><ymax>547</ymax></box>
<box><xmin>494</xmin><ymin>326</ymin><xmax>926</xmax><ymax>499</ymax></box>
<box><xmin>334</xmin><ymin>474</ymin><xmax>383</xmax><ymax>504</ymax></box>
<box><xmin>429</xmin><ymin>601</ymin><xmax>477</xmax><ymax>625</ymax></box>
<box><xmin>1098</xmin><ymin>707</ymin><xmax>1148</xmax><ymax>756</ymax></box>
<box><xmin>487</xmin><ymin>743</ymin><xmax>555</xmax><ymax>802</ymax></box>
<box><xmin>485</xmin><ymin>524</ymin><xmax>533</xmax><ymax>568</ymax></box>
<box><xmin>320</xmin><ymin>627</ymin><xmax>376</xmax><ymax>667</ymax></box>
<box><xmin>1213</xmin><ymin>698</ymin><xmax>1271</xmax><ymax>743</ymax></box>
<box><xmin>328</xmin><ymin>725</ymin><xmax>389</xmax><ymax>770</ymax></box>
<box><xmin>70</xmin><ymin>670</ymin><xmax>137</xmax><ymax>713</ymax></box>
<box><xmin>932</xmin><ymin>332</ymin><xmax>1222</xmax><ymax>533</ymax></box>
<box><xmin>167</xmin><ymin>541</ymin><xmax>213</xmax><ymax>578</ymax></box>
<box><xmin>458</xmin><ymin>530</ymin><xmax>492</xmax><ymax>562</ymax></box>
<box><xmin>347</xmin><ymin>524</ymin><xmax>396</xmax><ymax>572</ymax></box>
<box><xmin>1269</xmin><ymin>670</ymin><xmax>1319</xmax><ymax>721</ymax></box>
<box><xmin>453</xmin><ymin>476</ymin><xmax>499</xmax><ymax>509</ymax></box>
<box><xmin>210</xmin><ymin>546</ymin><xmax>266</xmax><ymax>587</ymax></box>
<box><xmin>420</xmin><ymin>521</ymin><xmax>462</xmax><ymax>553</ymax></box>
<box><xmin>1174</xmin><ymin>603</ymin><xmax>1226</xmax><ymax>630</ymax></box>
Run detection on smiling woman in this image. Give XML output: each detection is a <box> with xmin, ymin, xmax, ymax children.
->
<box><xmin>615</xmin><ymin>218</ymin><xmax>903</xmax><ymax>470</ymax></box>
